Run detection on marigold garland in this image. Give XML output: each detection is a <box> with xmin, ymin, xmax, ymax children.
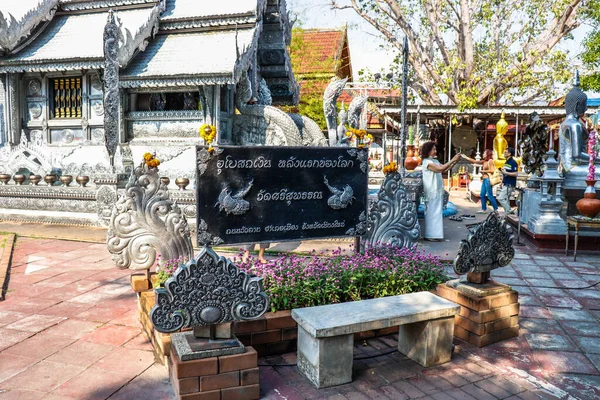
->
<box><xmin>143</xmin><ymin>152</ymin><xmax>160</xmax><ymax>168</ymax></box>
<box><xmin>199</xmin><ymin>124</ymin><xmax>217</xmax><ymax>143</ymax></box>
<box><xmin>383</xmin><ymin>162</ymin><xmax>398</xmax><ymax>174</ymax></box>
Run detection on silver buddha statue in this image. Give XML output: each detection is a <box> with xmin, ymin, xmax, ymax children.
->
<box><xmin>559</xmin><ymin>72</ymin><xmax>599</xmax><ymax>189</ymax></box>
<box><xmin>337</xmin><ymin>106</ymin><xmax>350</xmax><ymax>146</ymax></box>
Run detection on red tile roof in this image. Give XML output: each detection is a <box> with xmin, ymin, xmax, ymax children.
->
<box><xmin>290</xmin><ymin>28</ymin><xmax>347</xmax><ymax>74</ymax></box>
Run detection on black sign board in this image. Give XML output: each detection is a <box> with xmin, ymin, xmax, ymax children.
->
<box><xmin>196</xmin><ymin>146</ymin><xmax>368</xmax><ymax>245</ymax></box>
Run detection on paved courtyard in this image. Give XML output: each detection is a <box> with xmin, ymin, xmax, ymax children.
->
<box><xmin>0</xmin><ymin>217</ymin><xmax>599</xmax><ymax>399</ymax></box>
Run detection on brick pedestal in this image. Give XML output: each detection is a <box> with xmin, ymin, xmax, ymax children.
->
<box><xmin>168</xmin><ymin>346</ymin><xmax>260</xmax><ymax>400</ymax></box>
<box><xmin>437</xmin><ymin>280</ymin><xmax>519</xmax><ymax>347</ymax></box>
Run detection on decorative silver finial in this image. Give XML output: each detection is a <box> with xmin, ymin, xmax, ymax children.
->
<box><xmin>453</xmin><ymin>212</ymin><xmax>514</xmax><ymax>275</ymax></box>
<box><xmin>150</xmin><ymin>246</ymin><xmax>269</xmax><ymax>333</ymax></box>
<box><xmin>364</xmin><ymin>172</ymin><xmax>420</xmax><ymax>248</ymax></box>
<box><xmin>106</xmin><ymin>159</ymin><xmax>194</xmax><ymax>270</ymax></box>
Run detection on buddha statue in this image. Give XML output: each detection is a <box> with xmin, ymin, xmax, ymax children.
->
<box><xmin>559</xmin><ymin>71</ymin><xmax>600</xmax><ymax>189</ymax></box>
<box><xmin>493</xmin><ymin>112</ymin><xmax>509</xmax><ymax>168</ymax></box>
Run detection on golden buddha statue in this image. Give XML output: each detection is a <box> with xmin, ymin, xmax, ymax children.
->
<box><xmin>493</xmin><ymin>112</ymin><xmax>509</xmax><ymax>168</ymax></box>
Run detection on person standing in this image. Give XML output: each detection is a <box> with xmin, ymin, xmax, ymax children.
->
<box><xmin>421</xmin><ymin>141</ymin><xmax>461</xmax><ymax>241</ymax></box>
<box><xmin>497</xmin><ymin>147</ymin><xmax>519</xmax><ymax>214</ymax></box>
<box><xmin>461</xmin><ymin>150</ymin><xmax>499</xmax><ymax>213</ymax></box>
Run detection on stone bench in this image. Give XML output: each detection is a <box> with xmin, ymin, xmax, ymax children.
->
<box><xmin>291</xmin><ymin>292</ymin><xmax>460</xmax><ymax>388</ymax></box>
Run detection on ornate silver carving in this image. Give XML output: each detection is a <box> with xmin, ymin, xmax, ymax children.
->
<box><xmin>453</xmin><ymin>212</ymin><xmax>515</xmax><ymax>275</ymax></box>
<box><xmin>115</xmin><ymin>3</ymin><xmax>161</xmax><ymax>68</ymax></box>
<box><xmin>364</xmin><ymin>172</ymin><xmax>420</xmax><ymax>249</ymax></box>
<box><xmin>106</xmin><ymin>162</ymin><xmax>194</xmax><ymax>270</ymax></box>
<box><xmin>127</xmin><ymin>110</ymin><xmax>204</xmax><ymax>121</ymax></box>
<box><xmin>7</xmin><ymin>74</ymin><xmax>20</xmax><ymax>143</ymax></box>
<box><xmin>58</xmin><ymin>0</ymin><xmax>159</xmax><ymax>12</ymax></box>
<box><xmin>92</xmin><ymin>128</ymin><xmax>105</xmax><ymax>143</ymax></box>
<box><xmin>348</xmin><ymin>96</ymin><xmax>368</xmax><ymax>129</ymax></box>
<box><xmin>216</xmin><ymin>179</ymin><xmax>253</xmax><ymax>216</ymax></box>
<box><xmin>345</xmin><ymin>211</ymin><xmax>367</xmax><ymax>236</ymax></box>
<box><xmin>0</xmin><ymin>131</ymin><xmax>54</xmax><ymax>175</ymax></box>
<box><xmin>63</xmin><ymin>129</ymin><xmax>75</xmax><ymax>144</ymax></box>
<box><xmin>0</xmin><ymin>196</ymin><xmax>96</xmax><ymax>213</ymax></box>
<box><xmin>103</xmin><ymin>10</ymin><xmax>120</xmax><ymax>167</ymax></box>
<box><xmin>96</xmin><ymin>184</ymin><xmax>117</xmax><ymax>221</ymax></box>
<box><xmin>130</xmin><ymin>120</ymin><xmax>203</xmax><ymax>138</ymax></box>
<box><xmin>90</xmin><ymin>74</ymin><xmax>103</xmax><ymax>93</ymax></box>
<box><xmin>347</xmin><ymin>148</ymin><xmax>368</xmax><ymax>173</ymax></box>
<box><xmin>235</xmin><ymin>70</ymin><xmax>302</xmax><ymax>146</ymax></box>
<box><xmin>150</xmin><ymin>246</ymin><xmax>269</xmax><ymax>333</ymax></box>
<box><xmin>28</xmin><ymin>102</ymin><xmax>42</xmax><ymax>119</ymax></box>
<box><xmin>92</xmin><ymin>100</ymin><xmax>104</xmax><ymax>116</ymax></box>
<box><xmin>323</xmin><ymin>78</ymin><xmax>348</xmax><ymax>146</ymax></box>
<box><xmin>27</xmin><ymin>79</ymin><xmax>42</xmax><ymax>96</ymax></box>
<box><xmin>324</xmin><ymin>176</ymin><xmax>354</xmax><ymax>210</ymax></box>
<box><xmin>159</xmin><ymin>16</ymin><xmax>256</xmax><ymax>32</ymax></box>
<box><xmin>120</xmin><ymin>76</ymin><xmax>232</xmax><ymax>89</ymax></box>
<box><xmin>81</xmin><ymin>116</ymin><xmax>89</xmax><ymax>130</ymax></box>
<box><xmin>0</xmin><ymin>0</ymin><xmax>58</xmax><ymax>54</ymax></box>
<box><xmin>197</xmin><ymin>147</ymin><xmax>224</xmax><ymax>177</ymax></box>
<box><xmin>197</xmin><ymin>219</ymin><xmax>224</xmax><ymax>247</ymax></box>
<box><xmin>0</xmin><ymin>61</ymin><xmax>104</xmax><ymax>74</ymax></box>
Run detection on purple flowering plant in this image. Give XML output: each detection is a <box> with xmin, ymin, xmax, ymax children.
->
<box><xmin>238</xmin><ymin>243</ymin><xmax>448</xmax><ymax>312</ymax></box>
<box><xmin>154</xmin><ymin>254</ymin><xmax>189</xmax><ymax>287</ymax></box>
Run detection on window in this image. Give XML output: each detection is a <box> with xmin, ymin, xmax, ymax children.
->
<box><xmin>49</xmin><ymin>77</ymin><xmax>82</xmax><ymax>119</ymax></box>
<box><xmin>134</xmin><ymin>92</ymin><xmax>201</xmax><ymax>111</ymax></box>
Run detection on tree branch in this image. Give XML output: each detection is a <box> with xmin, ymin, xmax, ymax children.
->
<box><xmin>477</xmin><ymin>0</ymin><xmax>582</xmax><ymax>104</ymax></box>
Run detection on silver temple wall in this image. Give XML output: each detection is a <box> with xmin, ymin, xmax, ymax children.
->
<box><xmin>0</xmin><ymin>0</ymin><xmax>305</xmax><ymax>226</ymax></box>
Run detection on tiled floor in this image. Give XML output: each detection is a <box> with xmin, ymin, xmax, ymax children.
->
<box><xmin>0</xmin><ymin>236</ymin><xmax>599</xmax><ymax>399</ymax></box>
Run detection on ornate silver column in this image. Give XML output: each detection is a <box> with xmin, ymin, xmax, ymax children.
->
<box><xmin>6</xmin><ymin>73</ymin><xmax>21</xmax><ymax>145</ymax></box>
<box><xmin>0</xmin><ymin>73</ymin><xmax>5</xmax><ymax>145</ymax></box>
<box><xmin>103</xmin><ymin>10</ymin><xmax>119</xmax><ymax>168</ymax></box>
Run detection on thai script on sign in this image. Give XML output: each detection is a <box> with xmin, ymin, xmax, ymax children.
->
<box><xmin>277</xmin><ymin>156</ymin><xmax>354</xmax><ymax>169</ymax></box>
<box><xmin>217</xmin><ymin>156</ymin><xmax>272</xmax><ymax>175</ymax></box>
<box><xmin>225</xmin><ymin>226</ymin><xmax>262</xmax><ymax>235</ymax></box>
<box><xmin>302</xmin><ymin>220</ymin><xmax>346</xmax><ymax>230</ymax></box>
<box><xmin>265</xmin><ymin>224</ymin><xmax>299</xmax><ymax>233</ymax></box>
<box><xmin>256</xmin><ymin>189</ymin><xmax>323</xmax><ymax>206</ymax></box>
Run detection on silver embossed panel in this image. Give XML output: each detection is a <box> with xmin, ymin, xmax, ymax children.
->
<box><xmin>453</xmin><ymin>212</ymin><xmax>515</xmax><ymax>275</ymax></box>
<box><xmin>150</xmin><ymin>246</ymin><xmax>269</xmax><ymax>333</ymax></box>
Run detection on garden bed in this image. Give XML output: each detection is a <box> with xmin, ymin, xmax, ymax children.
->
<box><xmin>134</xmin><ymin>244</ymin><xmax>448</xmax><ymax>361</ymax></box>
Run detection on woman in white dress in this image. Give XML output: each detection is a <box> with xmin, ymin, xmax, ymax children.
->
<box><xmin>420</xmin><ymin>141</ymin><xmax>461</xmax><ymax>241</ymax></box>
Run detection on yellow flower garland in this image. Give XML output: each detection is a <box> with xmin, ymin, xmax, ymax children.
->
<box><xmin>143</xmin><ymin>152</ymin><xmax>160</xmax><ymax>168</ymax></box>
<box><xmin>199</xmin><ymin>124</ymin><xmax>217</xmax><ymax>143</ymax></box>
<box><xmin>383</xmin><ymin>162</ymin><xmax>398</xmax><ymax>174</ymax></box>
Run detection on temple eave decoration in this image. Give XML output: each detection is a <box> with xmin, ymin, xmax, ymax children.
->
<box><xmin>0</xmin><ymin>0</ymin><xmax>59</xmax><ymax>56</ymax></box>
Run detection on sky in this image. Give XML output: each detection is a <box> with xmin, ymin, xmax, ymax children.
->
<box><xmin>287</xmin><ymin>0</ymin><xmax>591</xmax><ymax>84</ymax></box>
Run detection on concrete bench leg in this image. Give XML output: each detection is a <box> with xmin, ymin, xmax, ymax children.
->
<box><xmin>296</xmin><ymin>325</ymin><xmax>354</xmax><ymax>388</ymax></box>
<box><xmin>397</xmin><ymin>316</ymin><xmax>454</xmax><ymax>367</ymax></box>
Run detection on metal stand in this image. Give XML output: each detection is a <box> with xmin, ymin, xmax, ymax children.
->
<box><xmin>514</xmin><ymin>189</ymin><xmax>525</xmax><ymax>246</ymax></box>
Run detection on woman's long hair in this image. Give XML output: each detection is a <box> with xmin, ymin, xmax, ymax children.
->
<box><xmin>482</xmin><ymin>149</ymin><xmax>493</xmax><ymax>161</ymax></box>
<box><xmin>420</xmin><ymin>141</ymin><xmax>436</xmax><ymax>158</ymax></box>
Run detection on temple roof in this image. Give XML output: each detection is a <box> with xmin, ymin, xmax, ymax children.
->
<box><xmin>162</xmin><ymin>0</ymin><xmax>260</xmax><ymax>21</ymax></box>
<box><xmin>0</xmin><ymin>6</ymin><xmax>159</xmax><ymax>72</ymax></box>
<box><xmin>0</xmin><ymin>0</ymin><xmax>59</xmax><ymax>55</ymax></box>
<box><xmin>120</xmin><ymin>28</ymin><xmax>258</xmax><ymax>88</ymax></box>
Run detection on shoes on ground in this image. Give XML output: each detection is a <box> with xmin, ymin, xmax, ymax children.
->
<box><xmin>477</xmin><ymin>210</ymin><xmax>487</xmax><ymax>214</ymax></box>
<box><xmin>449</xmin><ymin>215</ymin><xmax>463</xmax><ymax>221</ymax></box>
<box><xmin>461</xmin><ymin>214</ymin><xmax>476</xmax><ymax>219</ymax></box>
